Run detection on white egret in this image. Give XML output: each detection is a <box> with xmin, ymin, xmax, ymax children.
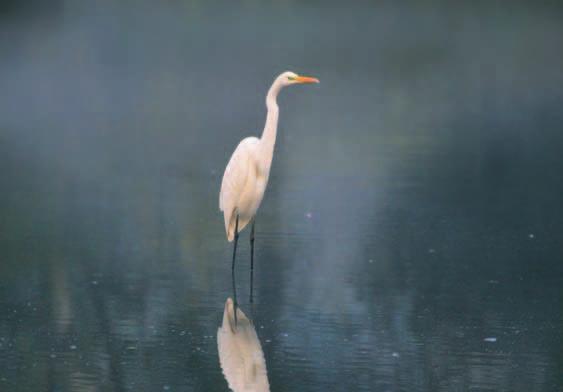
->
<box><xmin>219</xmin><ymin>71</ymin><xmax>319</xmax><ymax>294</ymax></box>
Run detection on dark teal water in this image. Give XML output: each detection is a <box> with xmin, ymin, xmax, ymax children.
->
<box><xmin>1</xmin><ymin>1</ymin><xmax>562</xmax><ymax>391</ymax></box>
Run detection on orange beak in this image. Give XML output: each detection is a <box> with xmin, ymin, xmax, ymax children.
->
<box><xmin>294</xmin><ymin>75</ymin><xmax>320</xmax><ymax>84</ymax></box>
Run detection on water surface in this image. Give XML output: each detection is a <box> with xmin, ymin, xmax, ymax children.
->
<box><xmin>1</xmin><ymin>1</ymin><xmax>562</xmax><ymax>391</ymax></box>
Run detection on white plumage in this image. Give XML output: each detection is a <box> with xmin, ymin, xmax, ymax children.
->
<box><xmin>219</xmin><ymin>71</ymin><xmax>319</xmax><ymax>241</ymax></box>
<box><xmin>220</xmin><ymin>137</ymin><xmax>266</xmax><ymax>241</ymax></box>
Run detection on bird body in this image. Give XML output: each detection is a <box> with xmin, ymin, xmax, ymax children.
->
<box><xmin>219</xmin><ymin>71</ymin><xmax>318</xmax><ymax>242</ymax></box>
<box><xmin>220</xmin><ymin>136</ymin><xmax>269</xmax><ymax>241</ymax></box>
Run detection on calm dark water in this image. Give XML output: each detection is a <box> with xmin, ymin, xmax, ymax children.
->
<box><xmin>1</xmin><ymin>1</ymin><xmax>563</xmax><ymax>391</ymax></box>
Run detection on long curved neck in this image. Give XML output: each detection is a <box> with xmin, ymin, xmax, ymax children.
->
<box><xmin>259</xmin><ymin>81</ymin><xmax>281</xmax><ymax>167</ymax></box>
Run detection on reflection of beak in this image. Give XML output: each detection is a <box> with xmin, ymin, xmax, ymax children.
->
<box><xmin>295</xmin><ymin>75</ymin><xmax>320</xmax><ymax>84</ymax></box>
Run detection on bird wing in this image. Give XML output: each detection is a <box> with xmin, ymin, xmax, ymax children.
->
<box><xmin>219</xmin><ymin>137</ymin><xmax>259</xmax><ymax>239</ymax></box>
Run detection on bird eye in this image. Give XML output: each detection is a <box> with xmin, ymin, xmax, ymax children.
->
<box><xmin>287</xmin><ymin>76</ymin><xmax>295</xmax><ymax>81</ymax></box>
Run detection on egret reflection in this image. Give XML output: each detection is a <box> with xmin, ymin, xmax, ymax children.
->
<box><xmin>217</xmin><ymin>298</ymin><xmax>270</xmax><ymax>392</ymax></box>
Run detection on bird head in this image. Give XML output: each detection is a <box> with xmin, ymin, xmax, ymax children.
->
<box><xmin>278</xmin><ymin>71</ymin><xmax>319</xmax><ymax>87</ymax></box>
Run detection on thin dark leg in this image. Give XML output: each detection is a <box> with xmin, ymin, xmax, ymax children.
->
<box><xmin>231</xmin><ymin>215</ymin><xmax>239</xmax><ymax>271</ymax></box>
<box><xmin>249</xmin><ymin>220</ymin><xmax>255</xmax><ymax>303</ymax></box>
<box><xmin>231</xmin><ymin>266</ymin><xmax>238</xmax><ymax>326</ymax></box>
<box><xmin>231</xmin><ymin>215</ymin><xmax>239</xmax><ymax>324</ymax></box>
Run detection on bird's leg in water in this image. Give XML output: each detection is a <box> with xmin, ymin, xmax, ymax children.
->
<box><xmin>249</xmin><ymin>220</ymin><xmax>255</xmax><ymax>303</ymax></box>
<box><xmin>231</xmin><ymin>267</ymin><xmax>238</xmax><ymax>327</ymax></box>
<box><xmin>232</xmin><ymin>214</ymin><xmax>239</xmax><ymax>324</ymax></box>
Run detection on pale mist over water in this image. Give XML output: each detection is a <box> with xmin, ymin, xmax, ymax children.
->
<box><xmin>1</xmin><ymin>1</ymin><xmax>562</xmax><ymax>391</ymax></box>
